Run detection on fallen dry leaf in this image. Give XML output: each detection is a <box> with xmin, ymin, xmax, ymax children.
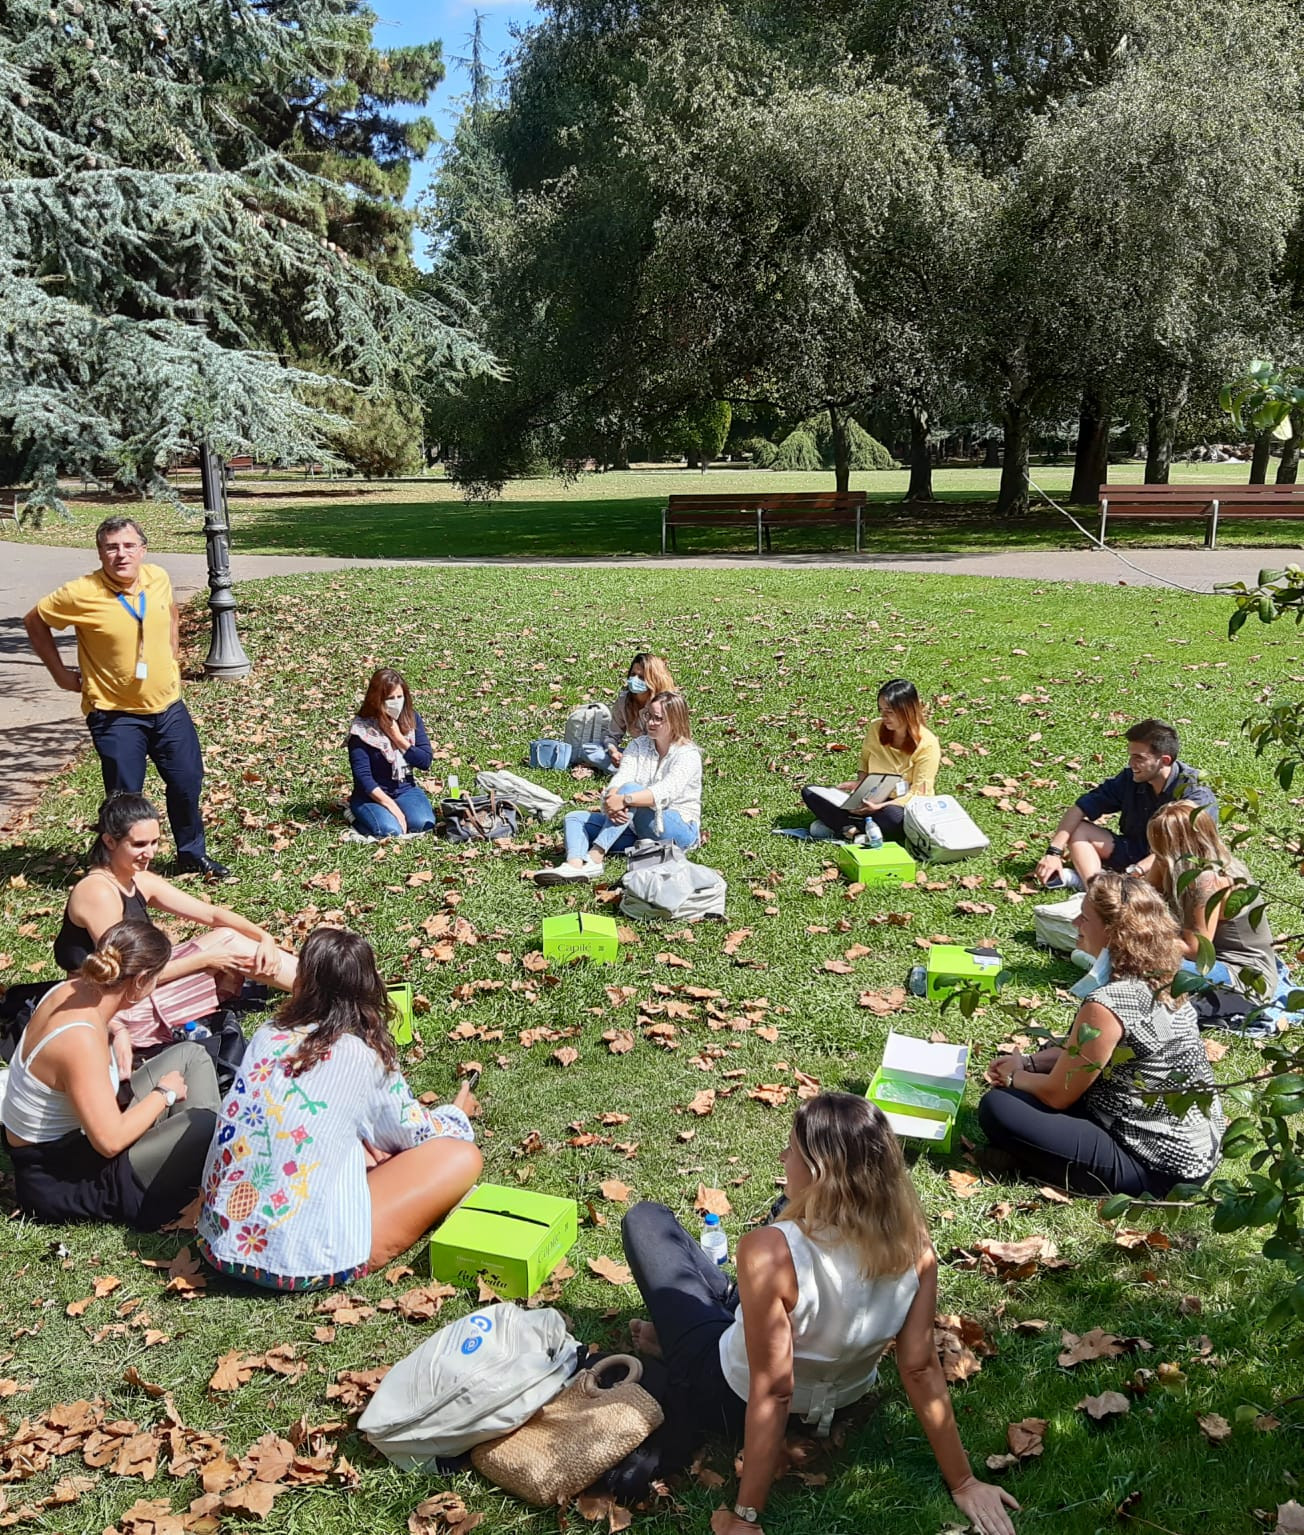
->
<box><xmin>934</xmin><ymin>1314</ymin><xmax>996</xmax><ymax>1383</ymax></box>
<box><xmin>599</xmin><ymin>1179</ymin><xmax>631</xmax><ymax>1204</ymax></box>
<box><xmin>857</xmin><ymin>986</ymin><xmax>908</xmax><ymax>1014</ymax></box>
<box><xmin>551</xmin><ymin>1046</ymin><xmax>579</xmax><ymax>1069</ymax></box>
<box><xmin>1006</xmin><ymin>1418</ymin><xmax>1047</xmax><ymax>1459</ymax></box>
<box><xmin>1077</xmin><ymin>1391</ymin><xmax>1130</xmax><ymax>1420</ymax></box>
<box><xmin>587</xmin><ymin>1256</ymin><xmax>633</xmax><ymax>1286</ymax></box>
<box><xmin>695</xmin><ymin>1185</ymin><xmax>732</xmax><ymax>1217</ymax></box>
<box><xmin>1275</xmin><ymin>1504</ymin><xmax>1304</xmax><ymax>1535</ymax></box>
<box><xmin>688</xmin><ymin>1089</ymin><xmax>716</xmax><ymax>1117</ymax></box>
<box><xmin>1197</xmin><ymin>1411</ymin><xmax>1232</xmax><ymax>1445</ymax></box>
<box><xmin>1058</xmin><ymin>1329</ymin><xmax>1152</xmax><ymax>1368</ymax></box>
<box><xmin>947</xmin><ymin>1170</ymin><xmax>982</xmax><ymax>1199</ymax></box>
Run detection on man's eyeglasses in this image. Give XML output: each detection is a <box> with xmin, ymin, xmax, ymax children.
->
<box><xmin>101</xmin><ymin>541</ymin><xmax>143</xmax><ymax>553</ymax></box>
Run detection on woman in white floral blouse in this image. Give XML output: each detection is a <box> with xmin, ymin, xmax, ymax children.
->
<box><xmin>197</xmin><ymin>927</ymin><xmax>480</xmax><ymax>1290</ymax></box>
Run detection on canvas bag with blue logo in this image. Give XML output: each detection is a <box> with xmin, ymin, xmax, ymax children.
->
<box><xmin>358</xmin><ymin>1304</ymin><xmax>580</xmax><ymax>1465</ymax></box>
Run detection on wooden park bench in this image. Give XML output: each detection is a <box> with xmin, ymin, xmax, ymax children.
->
<box><xmin>662</xmin><ymin>491</ymin><xmax>868</xmax><ymax>554</ymax></box>
<box><xmin>1098</xmin><ymin>482</ymin><xmax>1304</xmax><ymax>549</ymax></box>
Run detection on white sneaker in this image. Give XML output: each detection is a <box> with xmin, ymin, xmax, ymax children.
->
<box><xmin>809</xmin><ymin>820</ymin><xmax>835</xmax><ymax>840</ymax></box>
<box><xmin>534</xmin><ymin>861</ymin><xmax>597</xmax><ymax>886</ymax></box>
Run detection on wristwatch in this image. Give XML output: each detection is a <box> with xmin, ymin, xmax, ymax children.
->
<box><xmin>734</xmin><ymin>1506</ymin><xmax>760</xmax><ymax>1525</ymax></box>
<box><xmin>159</xmin><ymin>1087</ymin><xmax>177</xmax><ymax>1109</ymax></box>
<box><xmin>1045</xmin><ymin>843</ymin><xmax>1064</xmax><ymax>858</ymax></box>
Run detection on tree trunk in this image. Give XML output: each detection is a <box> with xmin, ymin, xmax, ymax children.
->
<box><xmin>613</xmin><ymin>427</ymin><xmax>630</xmax><ymax>472</ymax></box>
<box><xmin>996</xmin><ymin>405</ymin><xmax>1031</xmax><ymax>515</ymax></box>
<box><xmin>1276</xmin><ymin>408</ymin><xmax>1303</xmax><ymax>484</ymax></box>
<box><xmin>1144</xmin><ymin>376</ymin><xmax>1187</xmax><ymax>484</ymax></box>
<box><xmin>908</xmin><ymin>408</ymin><xmax>934</xmax><ymax>500</ymax></box>
<box><xmin>982</xmin><ymin>437</ymin><xmax>1001</xmax><ymax>469</ymax></box>
<box><xmin>828</xmin><ymin>405</ymin><xmax>851</xmax><ymax>494</ymax></box>
<box><xmin>1250</xmin><ymin>431</ymin><xmax>1273</xmax><ymax>484</ymax></box>
<box><xmin>1069</xmin><ymin>386</ymin><xmax>1111</xmax><ymax>503</ymax></box>
<box><xmin>686</xmin><ymin>446</ymin><xmax>700</xmax><ymax>470</ymax></box>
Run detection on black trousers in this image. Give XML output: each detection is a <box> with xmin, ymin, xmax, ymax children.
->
<box><xmin>621</xmin><ymin>1202</ymin><xmax>747</xmax><ymax>1442</ymax></box>
<box><xmin>800</xmin><ymin>787</ymin><xmax>907</xmax><ymax>843</ymax></box>
<box><xmin>977</xmin><ymin>1088</ymin><xmax>1175</xmax><ymax>1197</ymax></box>
<box><xmin>87</xmin><ymin>700</ymin><xmax>208</xmax><ymax>862</ymax></box>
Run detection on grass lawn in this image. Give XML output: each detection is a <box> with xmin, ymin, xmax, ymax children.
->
<box><xmin>5</xmin><ymin>460</ymin><xmax>1304</xmax><ymax>560</ymax></box>
<box><xmin>1</xmin><ymin>566</ymin><xmax>1302</xmax><ymax>1535</ymax></box>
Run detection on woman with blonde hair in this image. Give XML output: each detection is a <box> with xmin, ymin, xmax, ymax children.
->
<box><xmin>596</xmin><ymin>652</ymin><xmax>677</xmax><ymax>770</ymax></box>
<box><xmin>536</xmin><ymin>690</ymin><xmax>702</xmax><ymax>884</ymax></box>
<box><xmin>800</xmin><ymin>678</ymin><xmax>940</xmax><ymax>843</ymax></box>
<box><xmin>981</xmin><ymin>873</ymin><xmax>1224</xmax><ymax>1195</ymax></box>
<box><xmin>619</xmin><ymin>1094</ymin><xmax>1018</xmax><ymax>1535</ymax></box>
<box><xmin>3</xmin><ymin>921</ymin><xmax>220</xmax><ymax>1229</ymax></box>
<box><xmin>347</xmin><ymin>666</ymin><xmax>436</xmax><ymax>838</ymax></box>
<box><xmin>1146</xmin><ymin>801</ymin><xmax>1284</xmax><ymax>1004</ymax></box>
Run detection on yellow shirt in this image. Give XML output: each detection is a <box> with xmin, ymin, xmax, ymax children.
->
<box><xmin>36</xmin><ymin>564</ymin><xmax>181</xmax><ymax>715</ymax></box>
<box><xmin>857</xmin><ymin>721</ymin><xmax>941</xmax><ymax>803</ymax></box>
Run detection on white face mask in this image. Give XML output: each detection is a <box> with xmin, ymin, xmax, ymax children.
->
<box><xmin>383</xmin><ymin>696</ymin><xmax>405</xmax><ymax>720</ymax></box>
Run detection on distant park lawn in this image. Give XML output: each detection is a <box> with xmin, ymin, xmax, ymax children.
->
<box><xmin>5</xmin><ymin>460</ymin><xmax>1302</xmax><ymax>559</ymax></box>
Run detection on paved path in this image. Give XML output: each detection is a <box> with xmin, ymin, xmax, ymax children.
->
<box><xmin>1</xmin><ymin>540</ymin><xmax>1286</xmax><ymax>833</ymax></box>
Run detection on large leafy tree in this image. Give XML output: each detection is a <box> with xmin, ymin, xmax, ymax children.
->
<box><xmin>0</xmin><ymin>0</ymin><xmax>485</xmax><ymax>507</ymax></box>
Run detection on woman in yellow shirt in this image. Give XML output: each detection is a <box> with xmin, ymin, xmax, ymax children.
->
<box><xmin>801</xmin><ymin>679</ymin><xmax>941</xmax><ymax>843</ymax></box>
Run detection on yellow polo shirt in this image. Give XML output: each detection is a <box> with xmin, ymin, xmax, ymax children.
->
<box><xmin>36</xmin><ymin>564</ymin><xmax>181</xmax><ymax>715</ymax></box>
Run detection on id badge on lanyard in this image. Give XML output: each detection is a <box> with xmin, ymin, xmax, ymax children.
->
<box><xmin>117</xmin><ymin>590</ymin><xmax>148</xmax><ymax>680</ymax></box>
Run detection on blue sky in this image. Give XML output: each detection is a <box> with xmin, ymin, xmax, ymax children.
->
<box><xmin>371</xmin><ymin>0</ymin><xmax>538</xmax><ymax>250</ymax></box>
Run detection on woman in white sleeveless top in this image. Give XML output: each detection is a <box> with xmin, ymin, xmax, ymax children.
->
<box><xmin>621</xmin><ymin>1094</ymin><xmax>1018</xmax><ymax>1535</ymax></box>
<box><xmin>2</xmin><ymin>921</ymin><xmax>220</xmax><ymax>1229</ymax></box>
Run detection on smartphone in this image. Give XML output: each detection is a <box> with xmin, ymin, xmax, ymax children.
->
<box><xmin>461</xmin><ymin>1067</ymin><xmax>482</xmax><ymax>1094</ymax></box>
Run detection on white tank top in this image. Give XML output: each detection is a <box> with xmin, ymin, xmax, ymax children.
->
<box><xmin>718</xmin><ymin>1221</ymin><xmax>920</xmax><ymax>1434</ymax></box>
<box><xmin>2</xmin><ymin>1022</ymin><xmax>120</xmax><ymax>1143</ymax></box>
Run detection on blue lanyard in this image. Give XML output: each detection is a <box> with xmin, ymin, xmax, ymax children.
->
<box><xmin>116</xmin><ymin>590</ymin><xmax>147</xmax><ymax>625</ymax></box>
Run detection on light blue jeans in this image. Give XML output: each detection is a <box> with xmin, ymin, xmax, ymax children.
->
<box><xmin>562</xmin><ymin>783</ymin><xmax>699</xmax><ymax>862</ymax></box>
<box><xmin>349</xmin><ymin>783</ymin><xmax>436</xmax><ymax>838</ymax></box>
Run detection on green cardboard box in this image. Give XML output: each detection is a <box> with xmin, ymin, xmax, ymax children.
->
<box><xmin>428</xmin><ymin>1184</ymin><xmax>578</xmax><ymax>1299</ymax></box>
<box><xmin>541</xmin><ymin>912</ymin><xmax>620</xmax><ymax>965</ymax></box>
<box><xmin>834</xmin><ymin>842</ymin><xmax>918</xmax><ymax>886</ymax></box>
<box><xmin>867</xmin><ymin>1031</ymin><xmax>969</xmax><ymax>1154</ymax></box>
<box><xmin>925</xmin><ymin>944</ymin><xmax>1004</xmax><ymax>1002</ymax></box>
<box><xmin>387</xmin><ymin>982</ymin><xmax>416</xmax><ymax>1047</ymax></box>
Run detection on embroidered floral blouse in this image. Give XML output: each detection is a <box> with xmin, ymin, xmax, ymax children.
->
<box><xmin>197</xmin><ymin>1023</ymin><xmax>472</xmax><ymax>1286</ymax></box>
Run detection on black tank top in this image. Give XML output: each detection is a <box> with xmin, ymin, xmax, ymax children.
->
<box><xmin>53</xmin><ymin>879</ymin><xmax>153</xmax><ymax>973</ymax></box>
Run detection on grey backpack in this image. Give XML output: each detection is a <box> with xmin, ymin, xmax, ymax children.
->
<box><xmin>563</xmin><ymin>703</ymin><xmax>612</xmax><ymax>753</ymax></box>
<box><xmin>620</xmin><ymin>859</ymin><xmax>726</xmax><ymax>921</ymax></box>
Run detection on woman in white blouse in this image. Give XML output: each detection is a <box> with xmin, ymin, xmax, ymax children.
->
<box><xmin>536</xmin><ymin>690</ymin><xmax>702</xmax><ymax>885</ymax></box>
<box><xmin>620</xmin><ymin>1094</ymin><xmax>1018</xmax><ymax>1535</ymax></box>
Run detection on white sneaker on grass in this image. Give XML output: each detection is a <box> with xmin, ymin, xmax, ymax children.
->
<box><xmin>534</xmin><ymin>861</ymin><xmax>598</xmax><ymax>886</ymax></box>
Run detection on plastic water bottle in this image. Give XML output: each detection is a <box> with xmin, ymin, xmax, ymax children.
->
<box><xmin>447</xmin><ymin>774</ymin><xmax>462</xmax><ymax>800</ymax></box>
<box><xmin>182</xmin><ymin>1020</ymin><xmax>211</xmax><ymax>1042</ymax></box>
<box><xmin>864</xmin><ymin>820</ymin><xmax>885</xmax><ymax>849</ymax></box>
<box><xmin>700</xmin><ymin>1212</ymin><xmax>729</xmax><ymax>1267</ymax></box>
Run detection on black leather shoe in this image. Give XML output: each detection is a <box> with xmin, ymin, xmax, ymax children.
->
<box><xmin>176</xmin><ymin>853</ymin><xmax>230</xmax><ymax>881</ymax></box>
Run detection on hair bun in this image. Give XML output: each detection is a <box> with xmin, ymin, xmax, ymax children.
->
<box><xmin>80</xmin><ymin>945</ymin><xmax>123</xmax><ymax>987</ymax></box>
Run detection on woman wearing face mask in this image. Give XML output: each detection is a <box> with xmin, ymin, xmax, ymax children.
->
<box><xmin>599</xmin><ymin>653</ymin><xmax>677</xmax><ymax>771</ymax></box>
<box><xmin>536</xmin><ymin>690</ymin><xmax>701</xmax><ymax>884</ymax></box>
<box><xmin>347</xmin><ymin>667</ymin><xmax>436</xmax><ymax>839</ymax></box>
<box><xmin>800</xmin><ymin>678</ymin><xmax>940</xmax><ymax>843</ymax></box>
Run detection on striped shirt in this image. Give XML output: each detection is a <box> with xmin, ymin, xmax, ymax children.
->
<box><xmin>197</xmin><ymin>1023</ymin><xmax>472</xmax><ymax>1287</ymax></box>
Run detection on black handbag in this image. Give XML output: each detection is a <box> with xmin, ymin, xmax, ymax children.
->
<box><xmin>439</xmin><ymin>792</ymin><xmax>520</xmax><ymax>843</ymax></box>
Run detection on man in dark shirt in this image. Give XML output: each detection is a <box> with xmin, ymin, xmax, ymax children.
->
<box><xmin>1034</xmin><ymin>718</ymin><xmax>1217</xmax><ymax>887</ymax></box>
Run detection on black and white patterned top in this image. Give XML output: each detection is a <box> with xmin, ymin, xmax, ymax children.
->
<box><xmin>1083</xmin><ymin>979</ymin><xmax>1225</xmax><ymax>1181</ymax></box>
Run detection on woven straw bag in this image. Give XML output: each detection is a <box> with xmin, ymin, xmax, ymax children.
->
<box><xmin>471</xmin><ymin>1354</ymin><xmax>663</xmax><ymax>1506</ymax></box>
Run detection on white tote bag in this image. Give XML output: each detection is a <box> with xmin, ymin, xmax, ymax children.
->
<box><xmin>476</xmin><ymin>770</ymin><xmax>565</xmax><ymax>823</ymax></box>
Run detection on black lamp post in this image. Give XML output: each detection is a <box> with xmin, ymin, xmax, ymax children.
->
<box><xmin>200</xmin><ymin>444</ymin><xmax>251</xmax><ymax>680</ymax></box>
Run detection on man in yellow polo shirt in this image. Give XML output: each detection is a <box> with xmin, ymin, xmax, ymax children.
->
<box><xmin>23</xmin><ymin>515</ymin><xmax>227</xmax><ymax>879</ymax></box>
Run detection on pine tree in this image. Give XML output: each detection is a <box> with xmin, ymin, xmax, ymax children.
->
<box><xmin>0</xmin><ymin>0</ymin><xmax>487</xmax><ymax>510</ymax></box>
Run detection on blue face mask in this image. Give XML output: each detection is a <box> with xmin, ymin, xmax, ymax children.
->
<box><xmin>627</xmin><ymin>676</ymin><xmax>649</xmax><ymax>695</ymax></box>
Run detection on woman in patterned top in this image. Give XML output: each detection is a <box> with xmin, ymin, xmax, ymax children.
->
<box><xmin>197</xmin><ymin>927</ymin><xmax>481</xmax><ymax>1290</ymax></box>
<box><xmin>978</xmin><ymin>874</ymin><xmax>1224</xmax><ymax>1196</ymax></box>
